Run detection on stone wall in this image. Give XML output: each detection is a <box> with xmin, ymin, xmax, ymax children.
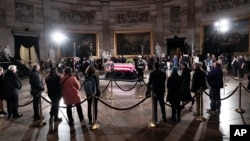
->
<box><xmin>0</xmin><ymin>0</ymin><xmax>249</xmax><ymax>62</ymax></box>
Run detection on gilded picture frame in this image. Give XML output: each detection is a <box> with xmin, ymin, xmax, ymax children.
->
<box><xmin>114</xmin><ymin>30</ymin><xmax>153</xmax><ymax>57</ymax></box>
<box><xmin>61</xmin><ymin>31</ymin><xmax>99</xmax><ymax>58</ymax></box>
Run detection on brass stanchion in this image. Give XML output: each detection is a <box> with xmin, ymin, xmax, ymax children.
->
<box><xmin>90</xmin><ymin>95</ymin><xmax>100</xmax><ymax>130</ymax></box>
<box><xmin>196</xmin><ymin>88</ymin><xmax>206</xmax><ymax>121</ymax></box>
<box><xmin>148</xmin><ymin>91</ymin><xmax>156</xmax><ymax>128</ymax></box>
<box><xmin>109</xmin><ymin>77</ymin><xmax>114</xmax><ymax>100</ymax></box>
<box><xmin>236</xmin><ymin>82</ymin><xmax>245</xmax><ymax>113</ymax></box>
<box><xmin>37</xmin><ymin>94</ymin><xmax>46</xmax><ymax>128</ymax></box>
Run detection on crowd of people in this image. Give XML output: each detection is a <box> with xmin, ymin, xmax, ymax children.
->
<box><xmin>0</xmin><ymin>52</ymin><xmax>248</xmax><ymax>127</ymax></box>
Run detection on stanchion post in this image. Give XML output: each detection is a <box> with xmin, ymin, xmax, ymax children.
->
<box><xmin>109</xmin><ymin>77</ymin><xmax>114</xmax><ymax>100</ymax></box>
<box><xmin>37</xmin><ymin>94</ymin><xmax>46</xmax><ymax>127</ymax></box>
<box><xmin>148</xmin><ymin>91</ymin><xmax>156</xmax><ymax>128</ymax></box>
<box><xmin>90</xmin><ymin>95</ymin><xmax>100</xmax><ymax>130</ymax></box>
<box><xmin>196</xmin><ymin>87</ymin><xmax>206</xmax><ymax>122</ymax></box>
<box><xmin>236</xmin><ymin>82</ymin><xmax>245</xmax><ymax>113</ymax></box>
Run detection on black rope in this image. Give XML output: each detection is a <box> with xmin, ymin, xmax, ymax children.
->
<box><xmin>18</xmin><ymin>99</ymin><xmax>34</xmax><ymax>107</ymax></box>
<box><xmin>97</xmin><ymin>96</ymin><xmax>148</xmax><ymax>110</ymax></box>
<box><xmin>41</xmin><ymin>95</ymin><xmax>90</xmax><ymax>108</ymax></box>
<box><xmin>113</xmin><ymin>79</ymin><xmax>138</xmax><ymax>91</ymax></box>
<box><xmin>101</xmin><ymin>79</ymin><xmax>111</xmax><ymax>92</ymax></box>
<box><xmin>203</xmin><ymin>86</ymin><xmax>239</xmax><ymax>100</ymax></box>
<box><xmin>227</xmin><ymin>73</ymin><xmax>248</xmax><ymax>81</ymax></box>
<box><xmin>242</xmin><ymin>85</ymin><xmax>250</xmax><ymax>93</ymax></box>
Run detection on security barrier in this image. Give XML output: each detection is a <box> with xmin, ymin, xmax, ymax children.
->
<box><xmin>15</xmin><ymin>76</ymin><xmax>249</xmax><ymax>129</ymax></box>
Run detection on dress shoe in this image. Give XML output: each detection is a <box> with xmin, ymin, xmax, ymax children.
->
<box><xmin>13</xmin><ymin>113</ymin><xmax>23</xmax><ymax>118</ymax></box>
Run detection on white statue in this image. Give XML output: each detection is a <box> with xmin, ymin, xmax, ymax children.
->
<box><xmin>102</xmin><ymin>50</ymin><xmax>107</xmax><ymax>59</ymax></box>
<box><xmin>155</xmin><ymin>43</ymin><xmax>161</xmax><ymax>57</ymax></box>
<box><xmin>3</xmin><ymin>45</ymin><xmax>13</xmax><ymax>60</ymax></box>
<box><xmin>49</xmin><ymin>47</ymin><xmax>56</xmax><ymax>67</ymax></box>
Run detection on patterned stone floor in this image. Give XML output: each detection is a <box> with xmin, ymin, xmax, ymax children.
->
<box><xmin>0</xmin><ymin>70</ymin><xmax>249</xmax><ymax>141</ymax></box>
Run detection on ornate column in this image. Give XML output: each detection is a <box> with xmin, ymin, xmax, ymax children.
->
<box><xmin>101</xmin><ymin>0</ymin><xmax>111</xmax><ymax>54</ymax></box>
<box><xmin>187</xmin><ymin>0</ymin><xmax>195</xmax><ymax>54</ymax></box>
<box><xmin>155</xmin><ymin>0</ymin><xmax>164</xmax><ymax>54</ymax></box>
<box><xmin>42</xmin><ymin>0</ymin><xmax>54</xmax><ymax>65</ymax></box>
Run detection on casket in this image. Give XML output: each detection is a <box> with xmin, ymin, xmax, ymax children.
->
<box><xmin>105</xmin><ymin>63</ymin><xmax>137</xmax><ymax>80</ymax></box>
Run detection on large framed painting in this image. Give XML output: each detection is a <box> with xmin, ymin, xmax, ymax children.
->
<box><xmin>61</xmin><ymin>32</ymin><xmax>98</xmax><ymax>58</ymax></box>
<box><xmin>202</xmin><ymin>18</ymin><xmax>249</xmax><ymax>55</ymax></box>
<box><xmin>114</xmin><ymin>30</ymin><xmax>153</xmax><ymax>56</ymax></box>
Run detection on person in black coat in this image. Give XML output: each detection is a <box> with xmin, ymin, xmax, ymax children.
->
<box><xmin>45</xmin><ymin>68</ymin><xmax>62</xmax><ymax>123</ymax></box>
<box><xmin>206</xmin><ymin>61</ymin><xmax>223</xmax><ymax>113</ymax></box>
<box><xmin>180</xmin><ymin>62</ymin><xmax>192</xmax><ymax>105</ymax></box>
<box><xmin>191</xmin><ymin>63</ymin><xmax>207</xmax><ymax>116</ymax></box>
<box><xmin>167</xmin><ymin>67</ymin><xmax>182</xmax><ymax>121</ymax></box>
<box><xmin>3</xmin><ymin>65</ymin><xmax>22</xmax><ymax>118</ymax></box>
<box><xmin>147</xmin><ymin>62</ymin><xmax>167</xmax><ymax>123</ymax></box>
<box><xmin>0</xmin><ymin>66</ymin><xmax>7</xmax><ymax>117</ymax></box>
<box><xmin>29</xmin><ymin>63</ymin><xmax>45</xmax><ymax>121</ymax></box>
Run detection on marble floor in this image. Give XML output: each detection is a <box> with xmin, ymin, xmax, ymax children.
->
<box><xmin>0</xmin><ymin>71</ymin><xmax>249</xmax><ymax>141</ymax></box>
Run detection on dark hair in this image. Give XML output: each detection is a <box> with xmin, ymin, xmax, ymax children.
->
<box><xmin>64</xmin><ymin>67</ymin><xmax>72</xmax><ymax>75</ymax></box>
<box><xmin>181</xmin><ymin>62</ymin><xmax>188</xmax><ymax>68</ymax></box>
<box><xmin>49</xmin><ymin>67</ymin><xmax>57</xmax><ymax>77</ymax></box>
<box><xmin>85</xmin><ymin>65</ymin><xmax>96</xmax><ymax>75</ymax></box>
<box><xmin>154</xmin><ymin>62</ymin><xmax>160</xmax><ymax>69</ymax></box>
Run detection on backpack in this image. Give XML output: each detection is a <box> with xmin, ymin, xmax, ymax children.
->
<box><xmin>84</xmin><ymin>75</ymin><xmax>96</xmax><ymax>96</ymax></box>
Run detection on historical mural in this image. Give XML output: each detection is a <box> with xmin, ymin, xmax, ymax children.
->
<box><xmin>14</xmin><ymin>2</ymin><xmax>34</xmax><ymax>23</ymax></box>
<box><xmin>60</xmin><ymin>32</ymin><xmax>97</xmax><ymax>58</ymax></box>
<box><xmin>115</xmin><ymin>31</ymin><xmax>151</xmax><ymax>56</ymax></box>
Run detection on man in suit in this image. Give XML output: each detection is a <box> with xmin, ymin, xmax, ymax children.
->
<box><xmin>147</xmin><ymin>62</ymin><xmax>167</xmax><ymax>123</ymax></box>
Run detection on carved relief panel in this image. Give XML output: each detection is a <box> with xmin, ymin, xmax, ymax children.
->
<box><xmin>170</xmin><ymin>6</ymin><xmax>181</xmax><ymax>35</ymax></box>
<box><xmin>116</xmin><ymin>11</ymin><xmax>149</xmax><ymax>24</ymax></box>
<box><xmin>14</xmin><ymin>2</ymin><xmax>34</xmax><ymax>23</ymax></box>
<box><xmin>59</xmin><ymin>11</ymin><xmax>95</xmax><ymax>24</ymax></box>
<box><xmin>203</xmin><ymin>0</ymin><xmax>249</xmax><ymax>14</ymax></box>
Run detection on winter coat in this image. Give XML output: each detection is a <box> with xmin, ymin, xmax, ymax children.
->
<box><xmin>60</xmin><ymin>75</ymin><xmax>81</xmax><ymax>105</ymax></box>
<box><xmin>0</xmin><ymin>74</ymin><xmax>4</xmax><ymax>99</ymax></box>
<box><xmin>191</xmin><ymin>68</ymin><xmax>207</xmax><ymax>92</ymax></box>
<box><xmin>206</xmin><ymin>67</ymin><xmax>223</xmax><ymax>89</ymax></box>
<box><xmin>3</xmin><ymin>70</ymin><xmax>22</xmax><ymax>98</ymax></box>
<box><xmin>180</xmin><ymin>68</ymin><xmax>192</xmax><ymax>102</ymax></box>
<box><xmin>167</xmin><ymin>73</ymin><xmax>182</xmax><ymax>103</ymax></box>
<box><xmin>45</xmin><ymin>74</ymin><xmax>61</xmax><ymax>99</ymax></box>
<box><xmin>29</xmin><ymin>70</ymin><xmax>45</xmax><ymax>96</ymax></box>
<box><xmin>148</xmin><ymin>69</ymin><xmax>166</xmax><ymax>95</ymax></box>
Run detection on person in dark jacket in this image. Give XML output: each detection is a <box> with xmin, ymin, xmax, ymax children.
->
<box><xmin>206</xmin><ymin>61</ymin><xmax>223</xmax><ymax>113</ymax></box>
<box><xmin>147</xmin><ymin>62</ymin><xmax>167</xmax><ymax>123</ymax></box>
<box><xmin>29</xmin><ymin>63</ymin><xmax>45</xmax><ymax>121</ymax></box>
<box><xmin>0</xmin><ymin>66</ymin><xmax>7</xmax><ymax>117</ymax></box>
<box><xmin>180</xmin><ymin>62</ymin><xmax>192</xmax><ymax>105</ymax></box>
<box><xmin>231</xmin><ymin>56</ymin><xmax>238</xmax><ymax>78</ymax></box>
<box><xmin>45</xmin><ymin>68</ymin><xmax>62</xmax><ymax>123</ymax></box>
<box><xmin>191</xmin><ymin>63</ymin><xmax>207</xmax><ymax>116</ymax></box>
<box><xmin>84</xmin><ymin>65</ymin><xmax>101</xmax><ymax>126</ymax></box>
<box><xmin>3</xmin><ymin>65</ymin><xmax>22</xmax><ymax>118</ymax></box>
<box><xmin>167</xmin><ymin>67</ymin><xmax>182</xmax><ymax>121</ymax></box>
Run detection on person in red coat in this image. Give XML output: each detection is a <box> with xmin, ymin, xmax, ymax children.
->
<box><xmin>61</xmin><ymin>67</ymin><xmax>84</xmax><ymax>126</ymax></box>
